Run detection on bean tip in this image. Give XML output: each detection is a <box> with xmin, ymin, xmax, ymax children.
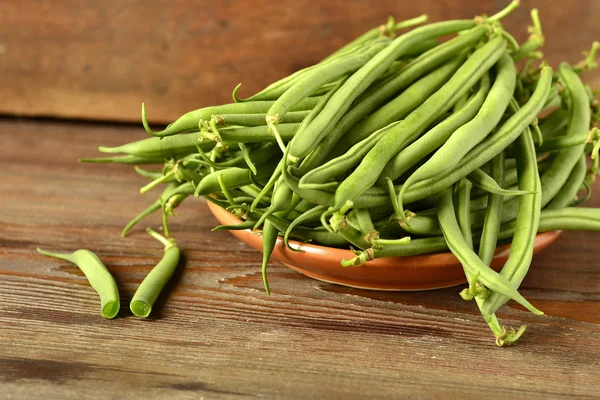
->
<box><xmin>130</xmin><ymin>300</ymin><xmax>151</xmax><ymax>318</ymax></box>
<box><xmin>102</xmin><ymin>300</ymin><xmax>120</xmax><ymax>319</ymax></box>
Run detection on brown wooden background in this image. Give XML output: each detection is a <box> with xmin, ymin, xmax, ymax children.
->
<box><xmin>0</xmin><ymin>0</ymin><xmax>599</xmax><ymax>124</ymax></box>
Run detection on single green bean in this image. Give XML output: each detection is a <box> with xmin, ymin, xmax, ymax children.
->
<box><xmin>37</xmin><ymin>248</ymin><xmax>120</xmax><ymax>318</ymax></box>
<box><xmin>143</xmin><ymin>97</ymin><xmax>321</xmax><ymax>137</ymax></box>
<box><xmin>539</xmin><ymin>63</ymin><xmax>590</xmax><ymax>208</ymax></box>
<box><xmin>80</xmin><ymin>154</ymin><xmax>166</xmax><ymax>165</ymax></box>
<box><xmin>478</xmin><ymin>153</ymin><xmax>505</xmax><ymax>266</ymax></box>
<box><xmin>546</xmin><ymin>154</ymin><xmax>587</xmax><ymax>209</ymax></box>
<box><xmin>481</xmin><ymin>119</ymin><xmax>542</xmax><ymax>317</ymax></box>
<box><xmin>455</xmin><ymin>179</ymin><xmax>474</xmax><ymax>250</ymax></box>
<box><xmin>130</xmin><ymin>229</ymin><xmax>180</xmax><ymax>318</ymax></box>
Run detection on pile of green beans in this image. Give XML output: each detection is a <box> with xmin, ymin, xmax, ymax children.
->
<box><xmin>82</xmin><ymin>1</ymin><xmax>600</xmax><ymax>345</ymax></box>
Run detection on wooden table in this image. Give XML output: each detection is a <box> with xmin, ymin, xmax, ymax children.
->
<box><xmin>1</xmin><ymin>118</ymin><xmax>600</xmax><ymax>399</ymax></box>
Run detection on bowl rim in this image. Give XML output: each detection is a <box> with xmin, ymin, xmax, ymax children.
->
<box><xmin>206</xmin><ymin>200</ymin><xmax>562</xmax><ymax>266</ymax></box>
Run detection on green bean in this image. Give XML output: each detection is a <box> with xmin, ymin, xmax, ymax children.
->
<box><xmin>299</xmin><ymin>121</ymin><xmax>402</xmax><ymax>188</ymax></box>
<box><xmin>284</xmin><ymin>205</ymin><xmax>327</xmax><ymax>251</ymax></box>
<box><xmin>482</xmin><ymin>119</ymin><xmax>542</xmax><ymax>317</ymax></box>
<box><xmin>346</xmin><ymin>206</ymin><xmax>600</xmax><ymax>266</ymax></box>
<box><xmin>234</xmin><ymin>31</ymin><xmax>378</xmax><ymax>103</ymax></box>
<box><xmin>546</xmin><ymin>155</ymin><xmax>587</xmax><ymax>209</ymax></box>
<box><xmin>259</xmin><ymin>221</ymin><xmax>278</xmax><ymax>295</ymax></box>
<box><xmin>99</xmin><ymin>134</ymin><xmax>214</xmax><ymax>158</ymax></box>
<box><xmin>337</xmin><ymin>222</ymin><xmax>373</xmax><ymax>250</ymax></box>
<box><xmin>134</xmin><ymin>166</ymin><xmax>166</xmax><ymax>181</ymax></box>
<box><xmin>190</xmin><ymin>142</ymin><xmax>278</xmax><ymax>171</ymax></box>
<box><xmin>539</xmin><ymin>63</ymin><xmax>590</xmax><ymax>208</ymax></box>
<box><xmin>287</xmin><ymin>19</ymin><xmax>484</xmax><ymax>163</ymax></box>
<box><xmin>323</xmin><ymin>14</ymin><xmax>429</xmax><ymax>62</ymax></box>
<box><xmin>37</xmin><ymin>248</ymin><xmax>120</xmax><ymax>319</ymax></box>
<box><xmin>211</xmin><ymin>111</ymin><xmax>310</xmax><ymax>127</ymax></box>
<box><xmin>536</xmin><ymin>133</ymin><xmax>592</xmax><ymax>153</ymax></box>
<box><xmin>122</xmin><ymin>182</ymin><xmax>180</xmax><ymax>237</ymax></box>
<box><xmin>212</xmin><ymin>220</ymin><xmax>257</xmax><ymax>232</ymax></box>
<box><xmin>455</xmin><ymin>179</ymin><xmax>474</xmax><ymax>250</ymax></box>
<box><xmin>130</xmin><ymin>229</ymin><xmax>180</xmax><ymax>318</ymax></box>
<box><xmin>400</xmin><ymin>211</ymin><xmax>443</xmax><ymax>236</ymax></box>
<box><xmin>253</xmin><ymin>177</ymin><xmax>294</xmax><ymax>229</ymax></box>
<box><xmin>397</xmin><ymin>65</ymin><xmax>552</xmax><ymax>206</ymax></box>
<box><xmin>539</xmin><ymin>108</ymin><xmax>569</xmax><ymax>139</ymax></box>
<box><xmin>399</xmin><ymin>55</ymin><xmax>516</xmax><ymax>221</ymax></box>
<box><xmin>436</xmin><ymin>188</ymin><xmax>543</xmax><ymax>316</ymax></box>
<box><xmin>467</xmin><ymin>168</ymin><xmax>532</xmax><ymax>196</ymax></box>
<box><xmin>195</xmin><ymin>159</ymin><xmax>278</xmax><ymax>197</ymax></box>
<box><xmin>354</xmin><ymin>209</ymin><xmax>376</xmax><ymax>236</ymax></box>
<box><xmin>254</xmin><ymin>209</ymin><xmax>349</xmax><ymax>248</ymax></box>
<box><xmin>267</xmin><ymin>39</ymin><xmax>391</xmax><ymax>122</ymax></box>
<box><xmin>302</xmin><ymin>25</ymin><xmax>490</xmax><ymax>170</ymax></box>
<box><xmin>250</xmin><ymin>77</ymin><xmax>348</xmax><ymax>208</ymax></box>
<box><xmin>143</xmin><ymin>97</ymin><xmax>321</xmax><ymax>137</ymax></box>
<box><xmin>339</xmin><ymin>55</ymin><xmax>467</xmax><ymax>149</ymax></box>
<box><xmin>478</xmin><ymin>153</ymin><xmax>505</xmax><ymax>266</ymax></box>
<box><xmin>79</xmin><ymin>154</ymin><xmax>166</xmax><ymax>165</ymax></box>
<box><xmin>379</xmin><ymin>73</ymin><xmax>491</xmax><ymax>183</ymax></box>
<box><xmin>216</xmin><ymin>123</ymin><xmax>301</xmax><ymax>143</ymax></box>
<box><xmin>332</xmin><ymin>35</ymin><xmax>507</xmax><ymax>213</ymax></box>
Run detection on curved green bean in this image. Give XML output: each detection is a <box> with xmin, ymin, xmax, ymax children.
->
<box><xmin>37</xmin><ymin>248</ymin><xmax>120</xmax><ymax>319</ymax></box>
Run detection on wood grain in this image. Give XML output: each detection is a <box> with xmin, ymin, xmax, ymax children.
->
<box><xmin>0</xmin><ymin>0</ymin><xmax>598</xmax><ymax>124</ymax></box>
<box><xmin>1</xmin><ymin>119</ymin><xmax>600</xmax><ymax>398</ymax></box>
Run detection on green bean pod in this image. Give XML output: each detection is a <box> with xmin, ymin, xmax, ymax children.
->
<box><xmin>122</xmin><ymin>182</ymin><xmax>181</xmax><ymax>237</ymax></box>
<box><xmin>143</xmin><ymin>97</ymin><xmax>321</xmax><ymax>137</ymax></box>
<box><xmin>398</xmin><ymin>65</ymin><xmax>552</xmax><ymax>206</ymax></box>
<box><xmin>323</xmin><ymin>14</ymin><xmax>429</xmax><ymax>62</ymax></box>
<box><xmin>267</xmin><ymin>39</ymin><xmax>391</xmax><ymax>121</ymax></box>
<box><xmin>436</xmin><ymin>188</ymin><xmax>543</xmax><ymax>316</ymax></box>
<box><xmin>478</xmin><ymin>153</ymin><xmax>505</xmax><ymax>266</ymax></box>
<box><xmin>215</xmin><ymin>111</ymin><xmax>310</xmax><ymax>127</ymax></box>
<box><xmin>333</xmin><ymin>35</ymin><xmax>507</xmax><ymax>211</ymax></box>
<box><xmin>302</xmin><ymin>25</ymin><xmax>490</xmax><ymax>171</ymax></box>
<box><xmin>339</xmin><ymin>55</ymin><xmax>467</xmax><ymax>149</ymax></box>
<box><xmin>195</xmin><ymin>159</ymin><xmax>278</xmax><ymax>197</ymax></box>
<box><xmin>80</xmin><ymin>154</ymin><xmax>167</xmax><ymax>165</ymax></box>
<box><xmin>130</xmin><ymin>229</ymin><xmax>181</xmax><ymax>318</ymax></box>
<box><xmin>37</xmin><ymin>248</ymin><xmax>120</xmax><ymax>319</ymax></box>
<box><xmin>378</xmin><ymin>73</ymin><xmax>491</xmax><ymax>183</ymax></box>
<box><xmin>455</xmin><ymin>179</ymin><xmax>474</xmax><ymax>250</ymax></box>
<box><xmin>539</xmin><ymin>63</ymin><xmax>591</xmax><ymax>208</ymax></box>
<box><xmin>399</xmin><ymin>55</ymin><xmax>516</xmax><ymax>220</ymax></box>
<box><xmin>546</xmin><ymin>155</ymin><xmax>587</xmax><ymax>209</ymax></box>
<box><xmin>287</xmin><ymin>19</ymin><xmax>482</xmax><ymax>162</ymax></box>
<box><xmin>481</xmin><ymin>121</ymin><xmax>542</xmax><ymax>317</ymax></box>
<box><xmin>467</xmin><ymin>168</ymin><xmax>532</xmax><ymax>196</ymax></box>
<box><xmin>299</xmin><ymin>121</ymin><xmax>402</xmax><ymax>188</ymax></box>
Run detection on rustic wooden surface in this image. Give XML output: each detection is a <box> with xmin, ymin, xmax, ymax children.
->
<box><xmin>0</xmin><ymin>0</ymin><xmax>598</xmax><ymax>124</ymax></box>
<box><xmin>1</xmin><ymin>119</ymin><xmax>600</xmax><ymax>399</ymax></box>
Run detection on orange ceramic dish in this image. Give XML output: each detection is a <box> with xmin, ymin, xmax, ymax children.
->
<box><xmin>206</xmin><ymin>201</ymin><xmax>562</xmax><ymax>291</ymax></box>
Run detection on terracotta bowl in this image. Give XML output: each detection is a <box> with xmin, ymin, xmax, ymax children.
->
<box><xmin>207</xmin><ymin>201</ymin><xmax>562</xmax><ymax>291</ymax></box>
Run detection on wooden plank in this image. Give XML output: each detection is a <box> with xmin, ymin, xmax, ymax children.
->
<box><xmin>1</xmin><ymin>119</ymin><xmax>600</xmax><ymax>398</ymax></box>
<box><xmin>0</xmin><ymin>0</ymin><xmax>598</xmax><ymax>124</ymax></box>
